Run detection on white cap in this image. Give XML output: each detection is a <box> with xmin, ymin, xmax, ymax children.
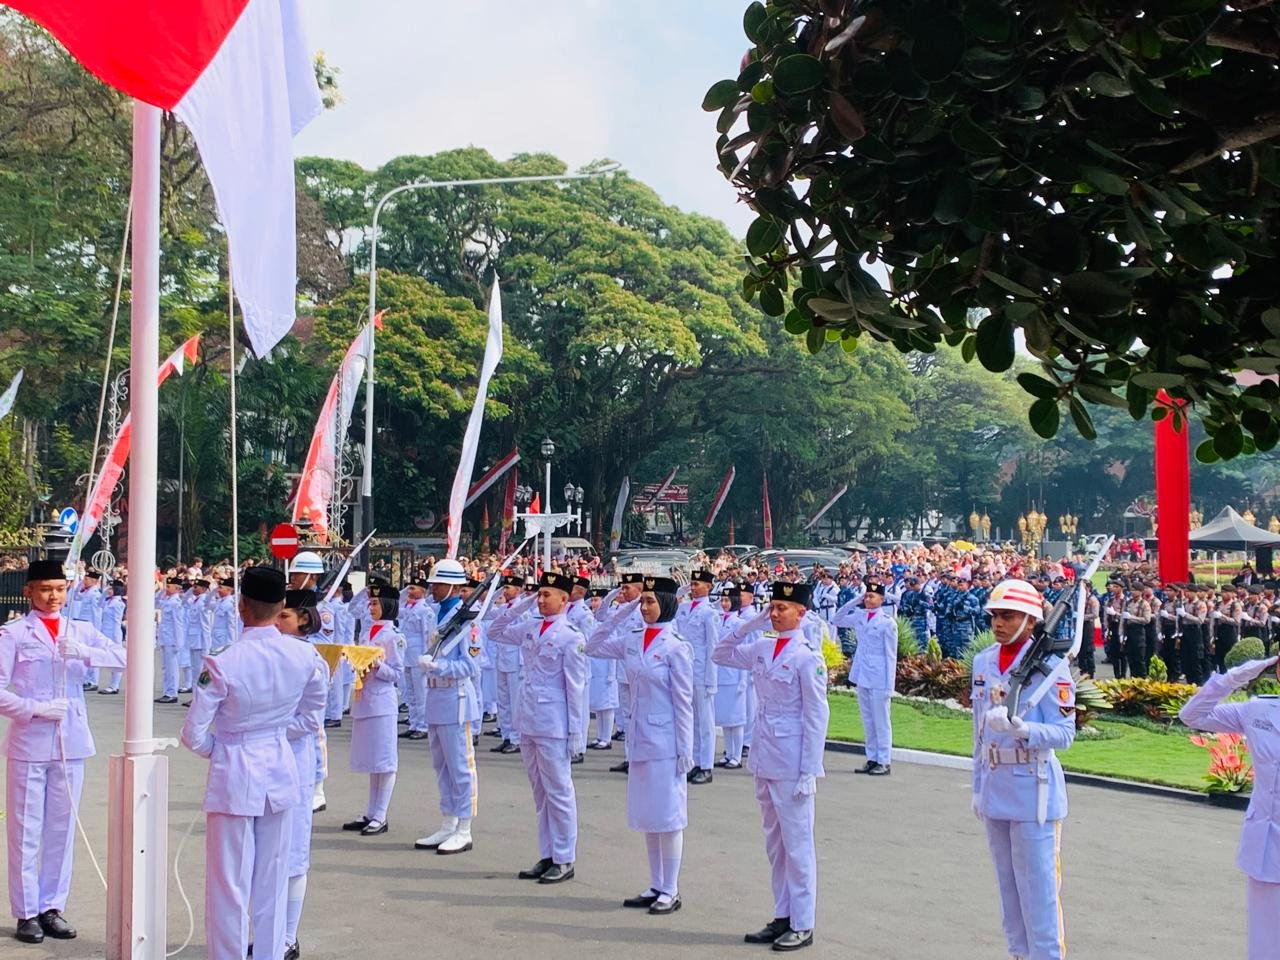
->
<box><xmin>984</xmin><ymin>579</ymin><xmax>1044</xmax><ymax>619</ymax></box>
<box><xmin>292</xmin><ymin>551</ymin><xmax>325</xmax><ymax>575</ymax></box>
<box><xmin>427</xmin><ymin>558</ymin><xmax>467</xmax><ymax>585</ymax></box>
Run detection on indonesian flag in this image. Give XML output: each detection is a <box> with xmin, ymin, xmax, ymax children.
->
<box><xmin>642</xmin><ymin>465</ymin><xmax>679</xmax><ymax>508</ymax></box>
<box><xmin>291</xmin><ymin>316</ymin><xmax>380</xmax><ymax>540</ymax></box>
<box><xmin>804</xmin><ymin>483</ymin><xmax>849</xmax><ymax>531</ymax></box>
<box><xmin>762</xmin><ymin>470</ymin><xmax>774</xmax><ymax>549</ymax></box>
<box><xmin>703</xmin><ymin>466</ymin><xmax>736</xmax><ymax>529</ymax></box>
<box><xmin>9</xmin><ymin>0</ymin><xmax>323</xmax><ymax>356</ymax></box>
<box><xmin>446</xmin><ymin>278</ymin><xmax>505</xmax><ymax>559</ymax></box>
<box><xmin>498</xmin><ymin>469</ymin><xmax>517</xmax><ymax>555</ymax></box>
<box><xmin>465</xmin><ymin>447</ymin><xmax>521</xmax><ymax>509</ymax></box>
<box><xmin>67</xmin><ymin>335</ymin><xmax>201</xmax><ymax>563</ymax></box>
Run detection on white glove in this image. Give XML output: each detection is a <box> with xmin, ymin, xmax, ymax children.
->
<box><xmin>1226</xmin><ymin>656</ymin><xmax>1279</xmax><ymax>688</ymax></box>
<box><xmin>418</xmin><ymin>654</ymin><xmax>440</xmax><ymax>673</ymax></box>
<box><xmin>984</xmin><ymin>705</ymin><xmax>1013</xmax><ymax>734</ymax></box>
<box><xmin>58</xmin><ymin>636</ymin><xmax>91</xmax><ymax>661</ymax></box>
<box><xmin>745</xmin><ymin>608</ymin><xmax>772</xmax><ymax>633</ymax></box>
<box><xmin>1008</xmin><ymin>714</ymin><xmax>1031</xmax><ymax>740</ymax></box>
<box><xmin>568</xmin><ymin>738</ymin><xmax>586</xmax><ymax>758</ymax></box>
<box><xmin>1120</xmin><ymin>611</ymin><xmax>1131</xmax><ymax>620</ymax></box>
<box><xmin>1212</xmin><ymin>609</ymin><xmax>1223</xmax><ymax>619</ymax></box>
<box><xmin>608</xmin><ymin>598</ymin><xmax>640</xmax><ymax>626</ymax></box>
<box><xmin>32</xmin><ymin>698</ymin><xmax>69</xmax><ymax>722</ymax></box>
<box><xmin>793</xmin><ymin>774</ymin><xmax>817</xmax><ymax>798</ymax></box>
<box><xmin>676</xmin><ymin>756</ymin><xmax>694</xmax><ymax>776</ymax></box>
<box><xmin>971</xmin><ymin>794</ymin><xmax>982</xmax><ymax>821</ymax></box>
<box><xmin>1176</xmin><ymin>606</ymin><xmax>1186</xmax><ymax>616</ymax></box>
<box><xmin>676</xmin><ymin>583</ymin><xmax>692</xmax><ymax>600</ymax></box>
<box><xmin>515</xmin><ymin>591</ymin><xmax>538</xmax><ymax>611</ymax></box>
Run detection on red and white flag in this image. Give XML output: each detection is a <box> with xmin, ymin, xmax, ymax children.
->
<box><xmin>609</xmin><ymin>476</ymin><xmax>630</xmax><ymax>553</ymax></box>
<box><xmin>446</xmin><ymin>278</ymin><xmax>504</xmax><ymax>559</ymax></box>
<box><xmin>642</xmin><ymin>466</ymin><xmax>679</xmax><ymax>508</ymax></box>
<box><xmin>10</xmin><ymin>0</ymin><xmax>323</xmax><ymax>356</ymax></box>
<box><xmin>703</xmin><ymin>466</ymin><xmax>736</xmax><ymax>528</ymax></box>
<box><xmin>291</xmin><ymin>316</ymin><xmax>380</xmax><ymax>540</ymax></box>
<box><xmin>804</xmin><ymin>483</ymin><xmax>848</xmax><ymax>531</ymax></box>
<box><xmin>762</xmin><ymin>470</ymin><xmax>774</xmax><ymax>549</ymax></box>
<box><xmin>68</xmin><ymin>335</ymin><xmax>201</xmax><ymax>562</ymax></box>
<box><xmin>498</xmin><ymin>469</ymin><xmax>517</xmax><ymax>555</ymax></box>
<box><xmin>465</xmin><ymin>447</ymin><xmax>521</xmax><ymax>509</ymax></box>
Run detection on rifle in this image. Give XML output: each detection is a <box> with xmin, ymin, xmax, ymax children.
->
<box><xmin>1005</xmin><ymin>535</ymin><xmax>1114</xmax><ymax>716</ymax></box>
<box><xmin>427</xmin><ymin>536</ymin><xmax>534</xmax><ymax>660</ymax></box>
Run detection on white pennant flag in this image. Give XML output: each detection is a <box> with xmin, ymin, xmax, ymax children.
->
<box><xmin>0</xmin><ymin>369</ymin><xmax>23</xmax><ymax>421</ymax></box>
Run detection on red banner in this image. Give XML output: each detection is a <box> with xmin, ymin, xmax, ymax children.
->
<box><xmin>703</xmin><ymin>466</ymin><xmax>736</xmax><ymax>527</ymax></box>
<box><xmin>498</xmin><ymin>469</ymin><xmax>517</xmax><ymax>555</ymax></box>
<box><xmin>762</xmin><ymin>471</ymin><xmax>774</xmax><ymax>549</ymax></box>
<box><xmin>1155</xmin><ymin>391</ymin><xmax>1190</xmax><ymax>582</ymax></box>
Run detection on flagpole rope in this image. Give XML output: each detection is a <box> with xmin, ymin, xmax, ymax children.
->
<box><xmin>228</xmin><ymin>261</ymin><xmax>240</xmax><ymax>577</ymax></box>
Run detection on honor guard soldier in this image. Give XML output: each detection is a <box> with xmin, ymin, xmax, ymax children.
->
<box><xmin>99</xmin><ymin>579</ymin><xmax>127</xmax><ymax>695</ymax></box>
<box><xmin>834</xmin><ymin>582</ymin><xmax>897</xmax><ymax>775</ymax></box>
<box><xmin>179</xmin><ymin>567</ymin><xmax>328</xmax><ymax>960</ymax></box>
<box><xmin>586</xmin><ymin>576</ymin><xmax>694</xmax><ymax>914</ymax></box>
<box><xmin>1121</xmin><ymin>586</ymin><xmax>1154</xmax><ymax>679</ymax></box>
<box><xmin>156</xmin><ymin>576</ymin><xmax>187</xmax><ymax>702</ymax></box>
<box><xmin>566</xmin><ymin>575</ymin><xmax>596</xmax><ymax>764</ymax></box>
<box><xmin>488</xmin><ymin>572</ymin><xmax>588</xmax><ymax>884</ymax></box>
<box><xmin>713</xmin><ymin>584</ymin><xmax>751</xmax><ymax>769</ymax></box>
<box><xmin>486</xmin><ymin>575</ymin><xmax>526</xmax><ymax>754</ymax></box>
<box><xmin>599</xmin><ymin>572</ymin><xmax>646</xmax><ymax>774</ymax></box>
<box><xmin>1180</xmin><ymin>653</ymin><xmax>1280</xmax><ymax>958</ymax></box>
<box><xmin>183</xmin><ymin>578</ymin><xmax>214</xmax><ymax>702</ymax></box>
<box><xmin>414</xmin><ymin>559</ymin><xmax>480</xmax><ymax>855</ymax></box>
<box><xmin>398</xmin><ymin>576</ymin><xmax>434</xmax><ymax>741</ymax></box>
<box><xmin>971</xmin><ymin>580</ymin><xmax>1075</xmax><ymax>960</ymax></box>
<box><xmin>66</xmin><ymin>569</ymin><xmax>104</xmax><ymax>690</ymax></box>
<box><xmin>586</xmin><ymin>586</ymin><xmax>620</xmax><ymax>750</ymax></box>
<box><xmin>676</xmin><ymin>570</ymin><xmax>719</xmax><ymax>784</ymax></box>
<box><xmin>714</xmin><ymin>581</ymin><xmax>829</xmax><ymax>952</ymax></box>
<box><xmin>0</xmin><ymin>559</ymin><xmax>128</xmax><ymax>944</ymax></box>
<box><xmin>898</xmin><ymin>576</ymin><xmax>929</xmax><ymax>653</ymax></box>
<box><xmin>211</xmin><ymin>577</ymin><xmax>238</xmax><ymax>649</ymax></box>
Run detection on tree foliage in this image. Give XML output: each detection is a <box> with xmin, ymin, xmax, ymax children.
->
<box><xmin>705</xmin><ymin>0</ymin><xmax>1280</xmax><ymax>460</ymax></box>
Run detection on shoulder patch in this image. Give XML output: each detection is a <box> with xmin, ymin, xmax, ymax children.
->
<box><xmin>577</xmin><ymin>642</ymin><xmax>586</xmax><ymax>654</ymax></box>
<box><xmin>468</xmin><ymin>645</ymin><xmax>480</xmax><ymax>657</ymax></box>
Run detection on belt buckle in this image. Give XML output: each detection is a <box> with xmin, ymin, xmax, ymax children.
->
<box><xmin>1015</xmin><ymin>745</ymin><xmax>1032</xmax><ymax>765</ymax></box>
<box><xmin>986</xmin><ymin>744</ymin><xmax>1000</xmax><ymax>770</ymax></box>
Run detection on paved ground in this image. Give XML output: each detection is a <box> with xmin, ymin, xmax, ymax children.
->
<box><xmin>0</xmin><ymin>686</ymin><xmax>1252</xmax><ymax>959</ymax></box>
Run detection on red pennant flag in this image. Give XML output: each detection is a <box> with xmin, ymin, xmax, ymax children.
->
<box><xmin>530</xmin><ymin>493</ymin><xmax>541</xmax><ymax>514</ymax></box>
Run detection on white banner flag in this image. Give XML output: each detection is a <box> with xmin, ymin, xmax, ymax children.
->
<box><xmin>609</xmin><ymin>476</ymin><xmax>630</xmax><ymax>553</ymax></box>
<box><xmin>0</xmin><ymin>369</ymin><xmax>23</xmax><ymax>421</ymax></box>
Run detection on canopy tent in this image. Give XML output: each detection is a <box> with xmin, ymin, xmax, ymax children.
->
<box><xmin>1187</xmin><ymin>507</ymin><xmax>1280</xmax><ymax>550</ymax></box>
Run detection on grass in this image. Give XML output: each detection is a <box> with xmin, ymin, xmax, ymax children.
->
<box><xmin>827</xmin><ymin>692</ymin><xmax>1214</xmax><ymax>792</ymax></box>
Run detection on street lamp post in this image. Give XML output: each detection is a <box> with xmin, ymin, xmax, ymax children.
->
<box><xmin>356</xmin><ymin>166</ymin><xmax>617</xmax><ymax>565</ymax></box>
<box><xmin>564</xmin><ymin>482</ymin><xmax>585</xmax><ymax>535</ymax></box>
<box><xmin>541</xmin><ymin>437</ymin><xmax>555</xmax><ymax>569</ymax></box>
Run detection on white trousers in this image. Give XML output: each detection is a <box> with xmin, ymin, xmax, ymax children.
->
<box><xmin>496</xmin><ymin>670</ymin><xmax>521</xmax><ymax>745</ymax></box>
<box><xmin>520</xmin><ymin>737</ymin><xmax>576</xmax><ymax>864</ymax></box>
<box><xmin>754</xmin><ymin>777</ymin><xmax>817</xmax><ymax>931</ymax></box>
<box><xmin>1247</xmin><ymin>877</ymin><xmax>1280</xmax><ymax>960</ymax></box>
<box><xmin>159</xmin><ymin>644</ymin><xmax>181</xmax><ymax>697</ymax></box>
<box><xmin>205</xmin><ymin>808</ymin><xmax>293</xmax><ymax>960</ymax></box>
<box><xmin>858</xmin><ymin>687</ymin><xmax>892</xmax><ymax>764</ymax></box>
<box><xmin>984</xmin><ymin>818</ymin><xmax>1066</xmax><ymax>960</ymax></box>
<box><xmin>6</xmin><ymin>758</ymin><xmax>84</xmax><ymax>919</ymax></box>
<box><xmin>693</xmin><ymin>689</ymin><xmax>715</xmax><ymax>769</ymax></box>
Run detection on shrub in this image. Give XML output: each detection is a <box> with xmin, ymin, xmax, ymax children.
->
<box><xmin>1073</xmin><ymin>675</ymin><xmax>1110</xmax><ymax>730</ymax></box>
<box><xmin>895</xmin><ymin>616</ymin><xmax>919</xmax><ymax>658</ymax></box>
<box><xmin>924</xmin><ymin>634</ymin><xmax>943</xmax><ymax>663</ymax></box>
<box><xmin>959</xmin><ymin>631</ymin><xmax>997</xmax><ymax>682</ymax></box>
<box><xmin>822</xmin><ymin>637</ymin><xmax>849</xmax><ymax>687</ymax></box>
<box><xmin>1147</xmin><ymin>655</ymin><xmax>1168</xmax><ymax>682</ymax></box>
<box><xmin>896</xmin><ymin>653</ymin><xmax>969</xmax><ymax>704</ymax></box>
<box><xmin>1096</xmin><ymin>677</ymin><xmax>1199</xmax><ymax>722</ymax></box>
<box><xmin>1189</xmin><ymin>732</ymin><xmax>1253</xmax><ymax>793</ymax></box>
<box><xmin>1225</xmin><ymin>637</ymin><xmax>1267</xmax><ymax>669</ymax></box>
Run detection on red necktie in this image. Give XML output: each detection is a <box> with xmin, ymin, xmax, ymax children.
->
<box><xmin>539</xmin><ymin>620</ymin><xmax>552</xmax><ymax>636</ymax></box>
<box><xmin>772</xmin><ymin>635</ymin><xmax>790</xmax><ymax>660</ymax></box>
<box><xmin>690</xmin><ymin>601</ymin><xmax>699</xmax><ymax>611</ymax></box>
<box><xmin>643</xmin><ymin>627</ymin><xmax>661</xmax><ymax>652</ymax></box>
<box><xmin>40</xmin><ymin>617</ymin><xmax>60</xmax><ymax>643</ymax></box>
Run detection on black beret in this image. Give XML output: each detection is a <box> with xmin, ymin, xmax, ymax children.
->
<box><xmin>241</xmin><ymin>567</ymin><xmax>286</xmax><ymax>603</ymax></box>
<box><xmin>865</xmin><ymin>582</ymin><xmax>886</xmax><ymax>597</ymax></box>
<box><xmin>574</xmin><ymin>575</ymin><xmax>591</xmax><ymax>590</ymax></box>
<box><xmin>284</xmin><ymin>589</ymin><xmax>318</xmax><ymax>609</ymax></box>
<box><xmin>620</xmin><ymin>572</ymin><xmax>645</xmax><ymax>585</ymax></box>
<box><xmin>83</xmin><ymin>569</ymin><xmax>102</xmax><ymax>580</ymax></box>
<box><xmin>219</xmin><ymin>577</ymin><xmax>236</xmax><ymax>588</ymax></box>
<box><xmin>641</xmin><ymin>575</ymin><xmax>678</xmax><ymax>594</ymax></box>
<box><xmin>690</xmin><ymin>570</ymin><xmax>715</xmax><ymax>584</ymax></box>
<box><xmin>771</xmin><ymin>581</ymin><xmax>812</xmax><ymax>605</ymax></box>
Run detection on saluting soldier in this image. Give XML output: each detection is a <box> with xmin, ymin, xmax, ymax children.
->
<box><xmin>488</xmin><ymin>572</ymin><xmax>588</xmax><ymax>884</ymax></box>
<box><xmin>1122</xmin><ymin>586</ymin><xmax>1153</xmax><ymax>679</ymax></box>
<box><xmin>565</xmin><ymin>575</ymin><xmax>595</xmax><ymax>765</ymax></box>
<box><xmin>486</xmin><ymin>575</ymin><xmax>526</xmax><ymax>755</ymax></box>
<box><xmin>586</xmin><ymin>586</ymin><xmax>620</xmax><ymax>751</ymax></box>
<box><xmin>99</xmin><ymin>578</ymin><xmax>127</xmax><ymax>695</ymax></box>
<box><xmin>599</xmin><ymin>572</ymin><xmax>646</xmax><ymax>775</ymax></box>
<box><xmin>834</xmin><ymin>582</ymin><xmax>897</xmax><ymax>776</ymax></box>
<box><xmin>676</xmin><ymin>570</ymin><xmax>719</xmax><ymax>785</ymax></box>
<box><xmin>972</xmin><ymin>580</ymin><xmax>1076</xmax><ymax>960</ymax></box>
<box><xmin>398</xmin><ymin>576</ymin><xmax>434</xmax><ymax>741</ymax></box>
<box><xmin>713</xmin><ymin>582</ymin><xmax>829</xmax><ymax>952</ymax></box>
<box><xmin>713</xmin><ymin>583</ymin><xmax>751</xmax><ymax>769</ymax></box>
<box><xmin>155</xmin><ymin>576</ymin><xmax>187</xmax><ymax>703</ymax></box>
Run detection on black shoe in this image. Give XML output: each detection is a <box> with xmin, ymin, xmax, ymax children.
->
<box><xmin>82</xmin><ymin>683</ymin><xmax>97</xmax><ymax>692</ymax></box>
<box><xmin>741</xmin><ymin>745</ymin><xmax>750</xmax><ymax>757</ymax></box>
<box><xmin>283</xmin><ymin>940</ymin><xmax>300</xmax><ymax>960</ymax></box>
<box><xmin>177</xmin><ymin>687</ymin><xmax>191</xmax><ymax>694</ymax></box>
<box><xmin>537</xmin><ymin>863</ymin><xmax>575</xmax><ymax>884</ymax></box>
<box><xmin>611</xmin><ymin>730</ymin><xmax>625</xmax><ymax>741</ymax></box>
<box><xmin>98</xmin><ymin>689</ymin><xmax>119</xmax><ymax>695</ymax></box>
<box><xmin>343</xmin><ymin>708</ymin><xmax>351</xmax><ymax>715</ymax></box>
<box><xmin>649</xmin><ymin>895</ymin><xmax>682</xmax><ymax>915</ymax></box>
<box><xmin>181</xmin><ymin>701</ymin><xmax>192</xmax><ymax>707</ymax></box>
<box><xmin>499</xmin><ymin>741</ymin><xmax>521</xmax><ymax>754</ymax></box>
<box><xmin>518</xmin><ymin>857</ymin><xmax>553</xmax><ymax>880</ymax></box>
<box><xmin>570</xmin><ymin>753</ymin><xmax>584</xmax><ymax>764</ymax></box>
<box><xmin>491</xmin><ymin>739</ymin><xmax>512</xmax><ymax>753</ymax></box>
<box><xmin>689</xmin><ymin>768</ymin><xmax>713</xmax><ymax>785</ymax></box>
<box><xmin>14</xmin><ymin>918</ymin><xmax>43</xmax><ymax>944</ymax></box>
<box><xmin>772</xmin><ymin>929</ymin><xmax>813</xmax><ymax>951</ymax></box>
<box><xmin>623</xmin><ymin>890</ymin><xmax>660</xmax><ymax>909</ymax></box>
<box><xmin>723</xmin><ymin>759</ymin><xmax>742</xmax><ymax>769</ymax></box>
<box><xmin>37</xmin><ymin>911</ymin><xmax>76</xmax><ymax>940</ymax></box>
<box><xmin>360</xmin><ymin>819</ymin><xmax>388</xmax><ymax>836</ymax></box>
<box><xmin>398</xmin><ymin>717</ymin><xmax>411</xmax><ymax>725</ymax></box>
<box><xmin>342</xmin><ymin>816</ymin><xmax>371</xmax><ymax>831</ymax></box>
<box><xmin>399</xmin><ymin>703</ymin><xmax>409</xmax><ymax>712</ymax></box>
<box><xmin>323</xmin><ymin>719</ymin><xmax>341</xmax><ymax>728</ymax></box>
<box><xmin>482</xmin><ymin>712</ymin><xmax>498</xmax><ymax>723</ymax></box>
<box><xmin>398</xmin><ymin>728</ymin><xmax>415</xmax><ymax>738</ymax></box>
<box><xmin>854</xmin><ymin>760</ymin><xmax>876</xmax><ymax>774</ymax></box>
<box><xmin>484</xmin><ymin>729</ymin><xmax>503</xmax><ymax>738</ymax></box>
<box><xmin>154</xmin><ymin>695</ymin><xmax>178</xmax><ymax>704</ymax></box>
<box><xmin>586</xmin><ymin>740</ymin><xmax>612</xmax><ymax>750</ymax></box>
<box><xmin>744</xmin><ymin>918</ymin><xmax>791</xmax><ymax>944</ymax></box>
<box><xmin>406</xmin><ymin>730</ymin><xmax>428</xmax><ymax>740</ymax></box>
<box><xmin>609</xmin><ymin>760</ymin><xmax>629</xmax><ymax>773</ymax></box>
<box><xmin>866</xmin><ymin>763</ymin><xmax>891</xmax><ymax>777</ymax></box>
<box><xmin>714</xmin><ymin>756</ymin><xmax>731</xmax><ymax>768</ymax></box>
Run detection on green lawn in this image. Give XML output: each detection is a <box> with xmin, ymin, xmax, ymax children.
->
<box><xmin>827</xmin><ymin>693</ymin><xmax>1214</xmax><ymax>792</ymax></box>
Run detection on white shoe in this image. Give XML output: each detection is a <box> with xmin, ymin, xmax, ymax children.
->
<box><xmin>414</xmin><ymin>816</ymin><xmax>459</xmax><ymax>850</ymax></box>
<box><xmin>312</xmin><ymin>785</ymin><xmax>327</xmax><ymax>812</ymax></box>
<box><xmin>437</xmin><ymin>819</ymin><xmax>473</xmax><ymax>855</ymax></box>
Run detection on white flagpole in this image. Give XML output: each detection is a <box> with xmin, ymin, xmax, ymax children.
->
<box><xmin>107</xmin><ymin>101</ymin><xmax>169</xmax><ymax>960</ymax></box>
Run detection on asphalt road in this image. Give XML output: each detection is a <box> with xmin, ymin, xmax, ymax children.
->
<box><xmin>0</xmin><ymin>686</ymin><xmax>1251</xmax><ymax>959</ymax></box>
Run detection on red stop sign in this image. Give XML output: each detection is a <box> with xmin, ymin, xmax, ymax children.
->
<box><xmin>269</xmin><ymin>522</ymin><xmax>299</xmax><ymax>560</ymax></box>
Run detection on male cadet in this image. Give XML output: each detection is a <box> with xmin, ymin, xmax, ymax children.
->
<box><xmin>599</xmin><ymin>572</ymin><xmax>646</xmax><ymax>774</ymax></box>
<box><xmin>66</xmin><ymin>569</ymin><xmax>104</xmax><ymax>690</ymax></box>
<box><xmin>1180</xmin><ymin>652</ymin><xmax>1280</xmax><ymax>958</ymax></box>
<box><xmin>1122</xmin><ymin>584</ymin><xmax>1154</xmax><ymax>679</ymax></box>
<box><xmin>399</xmin><ymin>576</ymin><xmax>434</xmax><ymax>741</ymax></box>
<box><xmin>414</xmin><ymin>559</ymin><xmax>480</xmax><ymax>856</ymax></box>
<box><xmin>210</xmin><ymin>577</ymin><xmax>238</xmax><ymax>650</ymax></box>
<box><xmin>971</xmin><ymin>579</ymin><xmax>1076</xmax><ymax>960</ymax></box>
<box><xmin>677</xmin><ymin>570</ymin><xmax>719</xmax><ymax>784</ymax></box>
<box><xmin>0</xmin><ymin>560</ymin><xmax>128</xmax><ymax>944</ymax></box>
<box><xmin>834</xmin><ymin>582</ymin><xmax>897</xmax><ymax>775</ymax></box>
<box><xmin>182</xmin><ymin>578</ymin><xmax>214</xmax><ymax>704</ymax></box>
<box><xmin>811</xmin><ymin>570</ymin><xmax>838</xmax><ymax>626</ymax></box>
<box><xmin>486</xmin><ymin>574</ymin><xmax>526</xmax><ymax>754</ymax></box>
<box><xmin>714</xmin><ymin>581</ymin><xmax>829</xmax><ymax>952</ymax></box>
<box><xmin>565</xmin><ymin>575</ymin><xmax>596</xmax><ymax>764</ymax></box>
<box><xmin>99</xmin><ymin>579</ymin><xmax>127</xmax><ymax>695</ymax></box>
<box><xmin>155</xmin><ymin>575</ymin><xmax>187</xmax><ymax>703</ymax></box>
<box><xmin>180</xmin><ymin>567</ymin><xmax>328</xmax><ymax>960</ymax></box>
<box><xmin>899</xmin><ymin>575</ymin><xmax>929</xmax><ymax>652</ymax></box>
<box><xmin>488</xmin><ymin>572</ymin><xmax>588</xmax><ymax>884</ymax></box>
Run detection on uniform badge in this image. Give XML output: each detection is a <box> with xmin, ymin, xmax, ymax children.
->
<box><xmin>816</xmin><ymin>665</ymin><xmax>825</xmax><ymax>677</ymax></box>
<box><xmin>197</xmin><ymin>670</ymin><xmax>211</xmax><ymax>687</ymax></box>
<box><xmin>396</xmin><ymin>638</ymin><xmax>406</xmax><ymax>651</ymax></box>
<box><xmin>468</xmin><ymin>645</ymin><xmax>481</xmax><ymax>658</ymax></box>
<box><xmin>1056</xmin><ymin>681</ymin><xmax>1072</xmax><ymax>704</ymax></box>
<box><xmin>974</xmin><ymin>674</ymin><xmax>985</xmax><ymax>687</ymax></box>
<box><xmin>1060</xmin><ymin>705</ymin><xmax>1075</xmax><ymax>716</ymax></box>
<box><xmin>577</xmin><ymin>643</ymin><xmax>585</xmax><ymax>653</ymax></box>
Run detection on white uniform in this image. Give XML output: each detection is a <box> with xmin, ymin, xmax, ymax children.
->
<box><xmin>836</xmin><ymin>602</ymin><xmax>897</xmax><ymax>766</ymax></box>
<box><xmin>675</xmin><ymin>596</ymin><xmax>718</xmax><ymax>771</ymax></box>
<box><xmin>100</xmin><ymin>594</ymin><xmax>126</xmax><ymax>693</ymax></box>
<box><xmin>1180</xmin><ymin>665</ymin><xmax>1280</xmax><ymax>959</ymax></box>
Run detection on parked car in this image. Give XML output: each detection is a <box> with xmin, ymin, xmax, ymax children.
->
<box><xmin>712</xmin><ymin>544</ymin><xmax>758</xmax><ymax>559</ymax></box>
<box><xmin>549</xmin><ymin>536</ymin><xmax>599</xmax><ymax>560</ymax></box>
<box><xmin>743</xmin><ymin>547</ymin><xmax>852</xmax><ymax>574</ymax></box>
<box><xmin>611</xmin><ymin>547</ymin><xmax>697</xmax><ymax>573</ymax></box>
<box><xmin>863</xmin><ymin>539</ymin><xmax>926</xmax><ymax>552</ymax></box>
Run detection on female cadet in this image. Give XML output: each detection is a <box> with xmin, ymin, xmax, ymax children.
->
<box><xmin>586</xmin><ymin>587</ymin><xmax>620</xmax><ymax>750</ymax></box>
<box><xmin>1180</xmin><ymin>653</ymin><xmax>1280</xmax><ymax>958</ymax></box>
<box><xmin>587</xmin><ymin>575</ymin><xmax>694</xmax><ymax>914</ymax></box>
<box><xmin>343</xmin><ymin>584</ymin><xmax>403</xmax><ymax>837</ymax></box>
<box><xmin>276</xmin><ymin>590</ymin><xmax>330</xmax><ymax>960</ymax></box>
<box><xmin>713</xmin><ymin>582</ymin><xmax>750</xmax><ymax>770</ymax></box>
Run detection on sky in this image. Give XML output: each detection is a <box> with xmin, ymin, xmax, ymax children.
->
<box><xmin>294</xmin><ymin>1</ymin><xmax>757</xmax><ymax>237</ymax></box>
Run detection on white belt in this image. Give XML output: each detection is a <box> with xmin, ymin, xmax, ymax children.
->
<box><xmin>986</xmin><ymin>744</ymin><xmax>1037</xmax><ymax>769</ymax></box>
<box><xmin>426</xmin><ymin>677</ymin><xmax>457</xmax><ymax>689</ymax></box>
